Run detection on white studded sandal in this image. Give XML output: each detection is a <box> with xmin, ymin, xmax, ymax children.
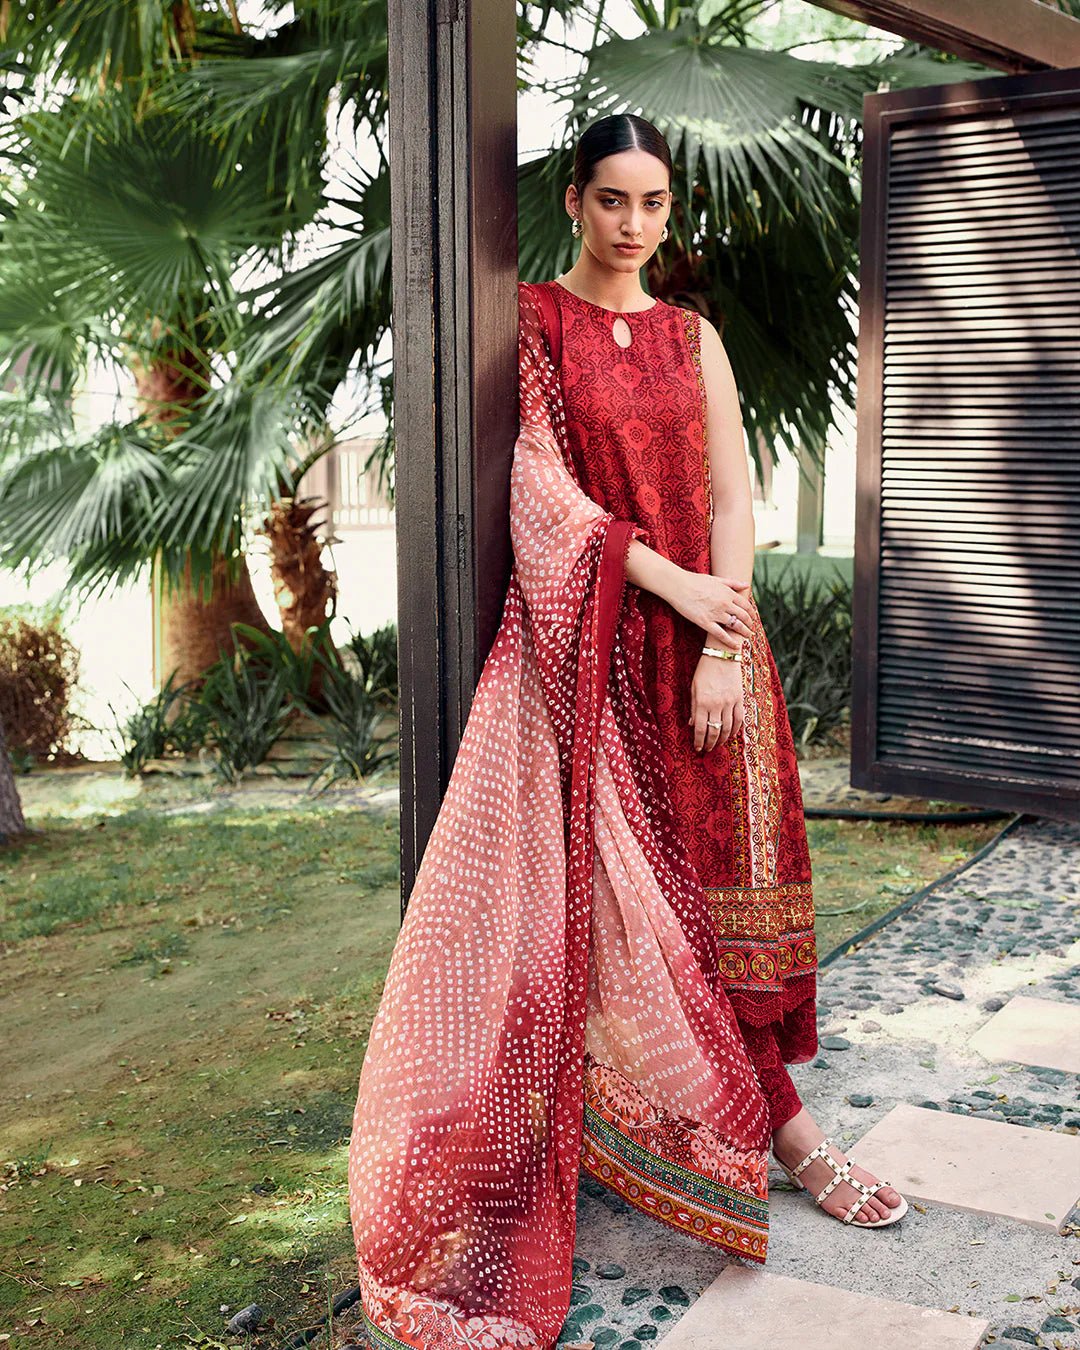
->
<box><xmin>774</xmin><ymin>1135</ymin><xmax>909</xmax><ymax>1228</ymax></box>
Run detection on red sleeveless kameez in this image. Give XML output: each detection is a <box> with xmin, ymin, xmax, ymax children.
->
<box><xmin>549</xmin><ymin>279</ymin><xmax>819</xmax><ymax>1108</ymax></box>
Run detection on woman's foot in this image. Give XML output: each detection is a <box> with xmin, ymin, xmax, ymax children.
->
<box><xmin>771</xmin><ymin>1108</ymin><xmax>904</xmax><ymax>1224</ymax></box>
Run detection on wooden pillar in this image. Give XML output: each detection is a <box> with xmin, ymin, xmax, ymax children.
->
<box><xmin>386</xmin><ymin>0</ymin><xmax>518</xmax><ymax>913</ymax></box>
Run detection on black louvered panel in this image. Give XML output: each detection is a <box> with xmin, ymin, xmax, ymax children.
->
<box><xmin>852</xmin><ymin>68</ymin><xmax>1080</xmax><ymax>821</ymax></box>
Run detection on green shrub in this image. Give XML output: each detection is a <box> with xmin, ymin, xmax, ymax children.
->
<box><xmin>0</xmin><ymin>603</ymin><xmax>83</xmax><ymax>768</ymax></box>
<box><xmin>346</xmin><ymin>621</ymin><xmax>398</xmax><ymax>708</ymax></box>
<box><xmin>108</xmin><ymin>672</ymin><xmax>212</xmax><ymax>775</ymax></box>
<box><xmin>197</xmin><ymin>647</ymin><xmax>293</xmax><ymax>785</ymax></box>
<box><xmin>229</xmin><ymin>619</ymin><xmax>338</xmax><ymax>711</ymax></box>
<box><xmin>111</xmin><ymin>619</ymin><xmax>401</xmax><ymax>786</ymax></box>
<box><xmin>750</xmin><ymin>556</ymin><xmax>852</xmax><ymax>749</ymax></box>
<box><xmin>305</xmin><ymin>646</ymin><xmax>399</xmax><ymax>795</ymax></box>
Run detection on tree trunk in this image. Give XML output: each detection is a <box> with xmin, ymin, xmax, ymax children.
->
<box><xmin>258</xmin><ymin>496</ymin><xmax>339</xmax><ymax>703</ymax></box>
<box><xmin>154</xmin><ymin>550</ymin><xmax>273</xmax><ymax>692</ymax></box>
<box><xmin>260</xmin><ymin>496</ymin><xmax>338</xmax><ymax>651</ymax></box>
<box><xmin>135</xmin><ymin>349</ymin><xmax>275</xmax><ymax>692</ymax></box>
<box><xmin>0</xmin><ymin>716</ymin><xmax>26</xmax><ymax>845</ymax></box>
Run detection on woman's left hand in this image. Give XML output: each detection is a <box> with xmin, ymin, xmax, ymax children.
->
<box><xmin>688</xmin><ymin>654</ymin><xmax>744</xmax><ymax>752</ymax></box>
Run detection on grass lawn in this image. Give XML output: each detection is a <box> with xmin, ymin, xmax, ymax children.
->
<box><xmin>0</xmin><ymin>772</ymin><xmax>1004</xmax><ymax>1348</ymax></box>
<box><xmin>1</xmin><ymin>788</ymin><xmax>402</xmax><ymax>1349</ymax></box>
<box><xmin>808</xmin><ymin>814</ymin><xmax>1002</xmax><ymax>959</ymax></box>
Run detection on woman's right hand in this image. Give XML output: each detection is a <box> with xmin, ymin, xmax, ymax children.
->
<box><xmin>665</xmin><ymin>569</ymin><xmax>755</xmax><ymax>652</ymax></box>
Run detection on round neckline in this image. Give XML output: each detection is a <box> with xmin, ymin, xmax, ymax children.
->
<box><xmin>551</xmin><ymin>279</ymin><xmax>660</xmax><ymax>317</ymax></box>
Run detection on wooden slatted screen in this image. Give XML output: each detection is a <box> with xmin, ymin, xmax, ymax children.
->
<box><xmin>852</xmin><ymin>66</ymin><xmax>1080</xmax><ymax>822</ymax></box>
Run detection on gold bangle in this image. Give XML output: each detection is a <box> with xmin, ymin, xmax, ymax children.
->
<box><xmin>701</xmin><ymin>646</ymin><xmax>741</xmax><ymax>662</ymax></box>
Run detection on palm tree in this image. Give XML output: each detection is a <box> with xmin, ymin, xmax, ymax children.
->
<box><xmin>186</xmin><ymin>0</ymin><xmax>987</xmax><ymax>482</ymax></box>
<box><xmin>0</xmin><ymin>1</ymin><xmax>385</xmax><ymax>685</ymax></box>
<box><xmin>516</xmin><ymin>4</ymin><xmax>993</xmax><ymax>473</ymax></box>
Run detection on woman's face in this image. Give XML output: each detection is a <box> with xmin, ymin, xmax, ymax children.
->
<box><xmin>567</xmin><ymin>148</ymin><xmax>671</xmax><ymax>272</ymax></box>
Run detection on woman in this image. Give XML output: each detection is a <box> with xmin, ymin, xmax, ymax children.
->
<box><xmin>348</xmin><ymin>113</ymin><xmax>906</xmax><ymax>1350</ymax></box>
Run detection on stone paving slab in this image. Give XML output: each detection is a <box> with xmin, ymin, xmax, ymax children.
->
<box><xmin>850</xmin><ymin>1101</ymin><xmax>1080</xmax><ymax>1232</ymax></box>
<box><xmin>654</xmin><ymin>1266</ymin><xmax>990</xmax><ymax>1349</ymax></box>
<box><xmin>968</xmin><ymin>995</ymin><xmax>1080</xmax><ymax>1075</ymax></box>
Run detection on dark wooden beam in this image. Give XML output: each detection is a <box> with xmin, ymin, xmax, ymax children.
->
<box><xmin>807</xmin><ymin>0</ymin><xmax>1080</xmax><ymax>72</ymax></box>
<box><xmin>386</xmin><ymin>0</ymin><xmax>518</xmax><ymax>914</ymax></box>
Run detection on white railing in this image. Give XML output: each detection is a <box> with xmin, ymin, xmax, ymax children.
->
<box><xmin>296</xmin><ymin>437</ymin><xmax>395</xmax><ymax>532</ymax></box>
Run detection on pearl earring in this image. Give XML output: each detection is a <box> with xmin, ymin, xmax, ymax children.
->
<box><xmin>571</xmin><ymin>217</ymin><xmax>582</xmax><ymax>238</ymax></box>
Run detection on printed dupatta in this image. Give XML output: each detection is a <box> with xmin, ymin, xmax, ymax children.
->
<box><xmin>347</xmin><ymin>281</ymin><xmax>771</xmax><ymax>1350</ymax></box>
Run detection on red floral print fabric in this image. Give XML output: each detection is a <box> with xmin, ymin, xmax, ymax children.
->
<box><xmin>551</xmin><ymin>280</ymin><xmax>819</xmax><ymax>1060</ymax></box>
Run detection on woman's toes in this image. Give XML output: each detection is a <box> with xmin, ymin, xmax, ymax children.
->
<box><xmin>791</xmin><ymin>1147</ymin><xmax>905</xmax><ymax>1223</ymax></box>
<box><xmin>835</xmin><ymin>1189</ymin><xmax>874</xmax><ymax>1221</ymax></box>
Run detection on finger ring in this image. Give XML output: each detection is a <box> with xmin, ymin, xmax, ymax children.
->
<box><xmin>706</xmin><ymin>719</ymin><xmax>722</xmax><ymax>729</ymax></box>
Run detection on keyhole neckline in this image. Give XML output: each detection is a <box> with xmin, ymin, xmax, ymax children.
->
<box><xmin>551</xmin><ymin>279</ymin><xmax>661</xmax><ymax>317</ymax></box>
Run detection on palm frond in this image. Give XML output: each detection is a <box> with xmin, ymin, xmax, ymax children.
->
<box><xmin>0</xmin><ymin>238</ymin><xmax>104</xmax><ymax>397</ymax></box>
<box><xmin>158</xmin><ymin>1</ymin><xmax>389</xmax><ymax>203</ymax></box>
<box><xmin>16</xmin><ymin>104</ymin><xmax>292</xmax><ymax>322</ymax></box>
<box><xmin>0</xmin><ymin>420</ymin><xmax>168</xmax><ymax>588</ymax></box>
<box><xmin>0</xmin><ymin>391</ymin><xmax>301</xmax><ymax>599</ymax></box>
<box><xmin>0</xmin><ymin>391</ymin><xmax>74</xmax><ymax>465</ymax></box>
<box><xmin>226</xmin><ymin>165</ymin><xmax>392</xmax><ymax>412</ymax></box>
<box><xmin>153</xmin><ymin>384</ymin><xmax>310</xmax><ymax>562</ymax></box>
<box><xmin>518</xmin><ymin>146</ymin><xmax>580</xmax><ymax>282</ymax></box>
<box><xmin>792</xmin><ymin>48</ymin><xmax>997</xmax><ymax>120</ymax></box>
<box><xmin>518</xmin><ymin>0</ymin><xmax>610</xmax><ymax>46</ymax></box>
<box><xmin>6</xmin><ymin>0</ymin><xmax>220</xmax><ymax>84</ymax></box>
<box><xmin>561</xmin><ymin>18</ymin><xmax>853</xmax><ymax>244</ymax></box>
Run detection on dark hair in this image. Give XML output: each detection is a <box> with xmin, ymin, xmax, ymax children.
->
<box><xmin>572</xmin><ymin>114</ymin><xmax>673</xmax><ymax>203</ymax></box>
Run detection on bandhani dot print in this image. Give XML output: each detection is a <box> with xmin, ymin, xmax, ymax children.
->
<box><xmin>348</xmin><ymin>279</ymin><xmax>816</xmax><ymax>1350</ymax></box>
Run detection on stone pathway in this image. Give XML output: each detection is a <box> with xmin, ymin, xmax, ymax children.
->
<box><xmin>970</xmin><ymin>997</ymin><xmax>1080</xmax><ymax>1076</ymax></box>
<box><xmin>17</xmin><ymin>767</ymin><xmax>1079</xmax><ymax>1346</ymax></box>
<box><xmin>561</xmin><ymin>815</ymin><xmax>1080</xmax><ymax>1350</ymax></box>
<box><xmin>14</xmin><ymin>763</ymin><xmax>401</xmax><ymax>820</ymax></box>
<box><xmin>659</xmin><ymin>1267</ymin><xmax>990</xmax><ymax>1349</ymax></box>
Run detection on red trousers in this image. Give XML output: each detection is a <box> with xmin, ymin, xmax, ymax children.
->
<box><xmin>737</xmin><ymin>1016</ymin><xmax>804</xmax><ymax>1134</ymax></box>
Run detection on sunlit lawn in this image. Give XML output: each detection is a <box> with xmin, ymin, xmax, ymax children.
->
<box><xmin>808</xmin><ymin>814</ymin><xmax>1001</xmax><ymax>958</ymax></box>
<box><xmin>0</xmin><ymin>773</ymin><xmax>1003</xmax><ymax>1347</ymax></box>
<box><xmin>1</xmin><ymin>792</ymin><xmax>402</xmax><ymax>1349</ymax></box>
